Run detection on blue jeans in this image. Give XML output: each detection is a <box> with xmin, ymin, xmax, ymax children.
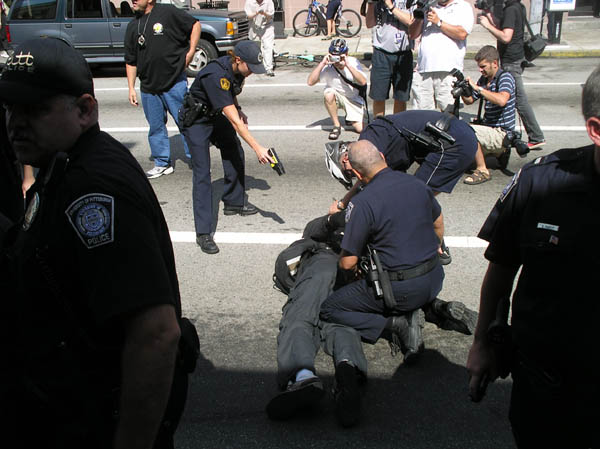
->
<box><xmin>141</xmin><ymin>73</ymin><xmax>190</xmax><ymax>167</ymax></box>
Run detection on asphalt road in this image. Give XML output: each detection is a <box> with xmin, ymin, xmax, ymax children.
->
<box><xmin>93</xmin><ymin>57</ymin><xmax>599</xmax><ymax>448</ymax></box>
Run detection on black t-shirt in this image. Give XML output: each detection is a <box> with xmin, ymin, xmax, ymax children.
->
<box><xmin>497</xmin><ymin>0</ymin><xmax>525</xmax><ymax>63</ymax></box>
<box><xmin>342</xmin><ymin>167</ymin><xmax>441</xmax><ymax>271</ymax></box>
<box><xmin>479</xmin><ymin>146</ymin><xmax>599</xmax><ymax>375</ymax></box>
<box><xmin>125</xmin><ymin>4</ymin><xmax>197</xmax><ymax>93</ymax></box>
<box><xmin>14</xmin><ymin>125</ymin><xmax>181</xmax><ymax>394</ymax></box>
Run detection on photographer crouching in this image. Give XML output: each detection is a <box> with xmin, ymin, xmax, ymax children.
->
<box><xmin>460</xmin><ymin>45</ymin><xmax>526</xmax><ymax>185</ymax></box>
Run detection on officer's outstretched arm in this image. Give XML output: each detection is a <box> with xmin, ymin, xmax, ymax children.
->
<box><xmin>115</xmin><ymin>304</ymin><xmax>180</xmax><ymax>449</ymax></box>
<box><xmin>222</xmin><ymin>104</ymin><xmax>274</xmax><ymax>164</ymax></box>
<box><xmin>467</xmin><ymin>262</ymin><xmax>518</xmax><ymax>402</ymax></box>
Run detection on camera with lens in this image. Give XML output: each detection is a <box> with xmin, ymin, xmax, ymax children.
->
<box><xmin>504</xmin><ymin>130</ymin><xmax>530</xmax><ymax>158</ymax></box>
<box><xmin>474</xmin><ymin>0</ymin><xmax>493</xmax><ymax>10</ymax></box>
<box><xmin>450</xmin><ymin>68</ymin><xmax>474</xmax><ymax>99</ymax></box>
<box><xmin>407</xmin><ymin>0</ymin><xmax>438</xmax><ymax>19</ymax></box>
<box><xmin>329</xmin><ymin>54</ymin><xmax>341</xmax><ymax>63</ymax></box>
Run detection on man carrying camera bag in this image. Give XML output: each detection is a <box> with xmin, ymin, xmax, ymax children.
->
<box><xmin>307</xmin><ymin>38</ymin><xmax>368</xmax><ymax>140</ymax></box>
<box><xmin>477</xmin><ymin>0</ymin><xmax>545</xmax><ymax>149</ymax></box>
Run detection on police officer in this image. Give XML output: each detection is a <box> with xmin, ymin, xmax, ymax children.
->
<box><xmin>181</xmin><ymin>40</ymin><xmax>273</xmax><ymax>254</ymax></box>
<box><xmin>320</xmin><ymin>140</ymin><xmax>446</xmax><ymax>366</ymax></box>
<box><xmin>466</xmin><ymin>66</ymin><xmax>600</xmax><ymax>448</ymax></box>
<box><xmin>327</xmin><ymin>109</ymin><xmax>478</xmax><ymax>263</ymax></box>
<box><xmin>0</xmin><ymin>38</ymin><xmax>187</xmax><ymax>448</ymax></box>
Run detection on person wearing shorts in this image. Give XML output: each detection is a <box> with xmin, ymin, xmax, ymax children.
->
<box><xmin>322</xmin><ymin>0</ymin><xmax>342</xmax><ymax>39</ymax></box>
<box><xmin>307</xmin><ymin>38</ymin><xmax>367</xmax><ymax>140</ymax></box>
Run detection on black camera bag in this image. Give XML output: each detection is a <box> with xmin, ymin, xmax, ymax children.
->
<box><xmin>521</xmin><ymin>5</ymin><xmax>546</xmax><ymax>62</ymax></box>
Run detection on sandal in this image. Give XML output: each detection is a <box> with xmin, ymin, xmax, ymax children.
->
<box><xmin>463</xmin><ymin>169</ymin><xmax>491</xmax><ymax>185</ymax></box>
<box><xmin>328</xmin><ymin>126</ymin><xmax>341</xmax><ymax>140</ymax></box>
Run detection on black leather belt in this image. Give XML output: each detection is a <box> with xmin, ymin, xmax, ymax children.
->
<box><xmin>387</xmin><ymin>255</ymin><xmax>439</xmax><ymax>281</ymax></box>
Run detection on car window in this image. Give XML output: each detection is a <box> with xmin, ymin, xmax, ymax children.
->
<box><xmin>66</xmin><ymin>0</ymin><xmax>104</xmax><ymax>18</ymax></box>
<box><xmin>10</xmin><ymin>0</ymin><xmax>58</xmax><ymax>20</ymax></box>
<box><xmin>113</xmin><ymin>0</ymin><xmax>134</xmax><ymax>17</ymax></box>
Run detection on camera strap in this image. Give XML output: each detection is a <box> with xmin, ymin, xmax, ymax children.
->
<box><xmin>476</xmin><ymin>69</ymin><xmax>503</xmax><ymax>123</ymax></box>
<box><xmin>333</xmin><ymin>65</ymin><xmax>370</xmax><ymax>122</ymax></box>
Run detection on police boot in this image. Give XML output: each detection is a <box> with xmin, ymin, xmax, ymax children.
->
<box><xmin>424</xmin><ymin>298</ymin><xmax>477</xmax><ymax>335</ymax></box>
<box><xmin>265</xmin><ymin>377</ymin><xmax>324</xmax><ymax>421</ymax></box>
<box><xmin>389</xmin><ymin>310</ymin><xmax>424</xmax><ymax>364</ymax></box>
<box><xmin>333</xmin><ymin>361</ymin><xmax>361</xmax><ymax>428</ymax></box>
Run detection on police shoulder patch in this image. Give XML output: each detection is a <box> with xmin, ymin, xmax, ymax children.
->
<box><xmin>499</xmin><ymin>169</ymin><xmax>521</xmax><ymax>203</ymax></box>
<box><xmin>65</xmin><ymin>193</ymin><xmax>114</xmax><ymax>249</ymax></box>
<box><xmin>220</xmin><ymin>77</ymin><xmax>230</xmax><ymax>90</ymax></box>
<box><xmin>345</xmin><ymin>202</ymin><xmax>354</xmax><ymax>223</ymax></box>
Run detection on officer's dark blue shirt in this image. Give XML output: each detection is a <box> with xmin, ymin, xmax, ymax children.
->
<box><xmin>479</xmin><ymin>145</ymin><xmax>599</xmax><ymax>374</ymax></box>
<box><xmin>359</xmin><ymin>110</ymin><xmax>477</xmax><ymax>172</ymax></box>
<box><xmin>342</xmin><ymin>167</ymin><xmax>441</xmax><ymax>271</ymax></box>
<box><xmin>188</xmin><ymin>56</ymin><xmax>244</xmax><ymax>114</ymax></box>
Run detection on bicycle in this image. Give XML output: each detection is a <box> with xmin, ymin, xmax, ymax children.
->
<box><xmin>273</xmin><ymin>51</ymin><xmax>323</xmax><ymax>69</ymax></box>
<box><xmin>293</xmin><ymin>0</ymin><xmax>361</xmax><ymax>38</ymax></box>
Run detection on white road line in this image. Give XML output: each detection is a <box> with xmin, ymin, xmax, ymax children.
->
<box><xmin>169</xmin><ymin>231</ymin><xmax>489</xmax><ymax>247</ymax></box>
<box><xmin>102</xmin><ymin>125</ymin><xmax>587</xmax><ymax>132</ymax></box>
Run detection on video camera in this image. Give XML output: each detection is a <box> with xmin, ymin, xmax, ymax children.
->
<box><xmin>407</xmin><ymin>0</ymin><xmax>438</xmax><ymax>20</ymax></box>
<box><xmin>450</xmin><ymin>68</ymin><xmax>474</xmax><ymax>99</ymax></box>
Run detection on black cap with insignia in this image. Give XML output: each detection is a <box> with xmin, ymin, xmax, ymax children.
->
<box><xmin>234</xmin><ymin>41</ymin><xmax>266</xmax><ymax>75</ymax></box>
<box><xmin>0</xmin><ymin>37</ymin><xmax>94</xmax><ymax>105</ymax></box>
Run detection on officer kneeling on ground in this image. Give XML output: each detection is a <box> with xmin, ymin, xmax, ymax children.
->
<box><xmin>327</xmin><ymin>109</ymin><xmax>478</xmax><ymax>264</ymax></box>
<box><xmin>0</xmin><ymin>38</ymin><xmax>193</xmax><ymax>449</ymax></box>
<box><xmin>180</xmin><ymin>40</ymin><xmax>274</xmax><ymax>254</ymax></box>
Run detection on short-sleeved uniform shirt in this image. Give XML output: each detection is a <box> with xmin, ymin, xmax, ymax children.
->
<box><xmin>497</xmin><ymin>0</ymin><xmax>525</xmax><ymax>63</ymax></box>
<box><xmin>472</xmin><ymin>70</ymin><xmax>516</xmax><ymax>131</ymax></box>
<box><xmin>359</xmin><ymin>110</ymin><xmax>478</xmax><ymax>192</ymax></box>
<box><xmin>124</xmin><ymin>4</ymin><xmax>197</xmax><ymax>93</ymax></box>
<box><xmin>14</xmin><ymin>125</ymin><xmax>181</xmax><ymax>405</ymax></box>
<box><xmin>189</xmin><ymin>56</ymin><xmax>244</xmax><ymax>120</ymax></box>
<box><xmin>342</xmin><ymin>167</ymin><xmax>441</xmax><ymax>271</ymax></box>
<box><xmin>479</xmin><ymin>146</ymin><xmax>600</xmax><ymax>376</ymax></box>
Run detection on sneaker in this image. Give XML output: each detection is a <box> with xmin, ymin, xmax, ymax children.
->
<box><xmin>146</xmin><ymin>165</ymin><xmax>174</xmax><ymax>179</ymax></box>
<box><xmin>439</xmin><ymin>240</ymin><xmax>452</xmax><ymax>265</ymax></box>
<box><xmin>425</xmin><ymin>298</ymin><xmax>478</xmax><ymax>335</ymax></box>
<box><xmin>389</xmin><ymin>310</ymin><xmax>424</xmax><ymax>364</ymax></box>
<box><xmin>265</xmin><ymin>377</ymin><xmax>324</xmax><ymax>420</ymax></box>
<box><xmin>527</xmin><ymin>140</ymin><xmax>546</xmax><ymax>150</ymax></box>
<box><xmin>266</xmin><ymin>70</ymin><xmax>275</xmax><ymax>77</ymax></box>
<box><xmin>333</xmin><ymin>362</ymin><xmax>361</xmax><ymax>428</ymax></box>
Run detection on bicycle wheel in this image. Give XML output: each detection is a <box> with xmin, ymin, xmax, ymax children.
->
<box><xmin>336</xmin><ymin>9</ymin><xmax>361</xmax><ymax>38</ymax></box>
<box><xmin>293</xmin><ymin>9</ymin><xmax>319</xmax><ymax>37</ymax></box>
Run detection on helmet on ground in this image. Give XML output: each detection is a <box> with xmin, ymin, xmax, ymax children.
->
<box><xmin>329</xmin><ymin>38</ymin><xmax>348</xmax><ymax>55</ymax></box>
<box><xmin>325</xmin><ymin>141</ymin><xmax>353</xmax><ymax>190</ymax></box>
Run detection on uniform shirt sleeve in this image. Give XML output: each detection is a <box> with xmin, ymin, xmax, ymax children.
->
<box><xmin>341</xmin><ymin>199</ymin><xmax>372</xmax><ymax>257</ymax></box>
<box><xmin>431</xmin><ymin>191</ymin><xmax>442</xmax><ymax>221</ymax></box>
<box><xmin>203</xmin><ymin>71</ymin><xmax>235</xmax><ymax>110</ymax></box>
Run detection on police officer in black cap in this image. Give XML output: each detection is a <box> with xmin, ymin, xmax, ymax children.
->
<box><xmin>467</xmin><ymin>65</ymin><xmax>600</xmax><ymax>449</ymax></box>
<box><xmin>180</xmin><ymin>40</ymin><xmax>274</xmax><ymax>254</ymax></box>
<box><xmin>326</xmin><ymin>110</ymin><xmax>478</xmax><ymax>263</ymax></box>
<box><xmin>0</xmin><ymin>37</ymin><xmax>188</xmax><ymax>448</ymax></box>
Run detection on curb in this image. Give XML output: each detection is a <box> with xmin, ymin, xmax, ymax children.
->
<box><xmin>346</xmin><ymin>49</ymin><xmax>600</xmax><ymax>60</ymax></box>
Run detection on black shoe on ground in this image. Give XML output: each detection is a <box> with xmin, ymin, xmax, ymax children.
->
<box><xmin>265</xmin><ymin>377</ymin><xmax>324</xmax><ymax>420</ymax></box>
<box><xmin>389</xmin><ymin>310</ymin><xmax>424</xmax><ymax>364</ymax></box>
<box><xmin>196</xmin><ymin>234</ymin><xmax>219</xmax><ymax>254</ymax></box>
<box><xmin>333</xmin><ymin>361</ymin><xmax>361</xmax><ymax>428</ymax></box>
<box><xmin>439</xmin><ymin>240</ymin><xmax>452</xmax><ymax>265</ymax></box>
<box><xmin>223</xmin><ymin>203</ymin><xmax>258</xmax><ymax>216</ymax></box>
<box><xmin>426</xmin><ymin>298</ymin><xmax>478</xmax><ymax>335</ymax></box>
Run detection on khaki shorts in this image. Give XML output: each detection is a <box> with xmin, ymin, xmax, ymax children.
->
<box><xmin>324</xmin><ymin>88</ymin><xmax>365</xmax><ymax>123</ymax></box>
<box><xmin>470</xmin><ymin>124</ymin><xmax>507</xmax><ymax>157</ymax></box>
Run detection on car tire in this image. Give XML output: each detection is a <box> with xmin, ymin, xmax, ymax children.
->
<box><xmin>186</xmin><ymin>39</ymin><xmax>218</xmax><ymax>77</ymax></box>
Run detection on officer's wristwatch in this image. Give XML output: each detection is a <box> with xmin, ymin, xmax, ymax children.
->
<box><xmin>337</xmin><ymin>200</ymin><xmax>345</xmax><ymax>211</ymax></box>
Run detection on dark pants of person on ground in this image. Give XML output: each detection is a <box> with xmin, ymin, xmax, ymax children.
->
<box><xmin>320</xmin><ymin>263</ymin><xmax>444</xmax><ymax>343</ymax></box>
<box><xmin>277</xmin><ymin>249</ymin><xmax>368</xmax><ymax>389</ymax></box>
<box><xmin>182</xmin><ymin>115</ymin><xmax>246</xmax><ymax>235</ymax></box>
<box><xmin>508</xmin><ymin>358</ymin><xmax>597</xmax><ymax>449</ymax></box>
<box><xmin>501</xmin><ymin>60</ymin><xmax>545</xmax><ymax>143</ymax></box>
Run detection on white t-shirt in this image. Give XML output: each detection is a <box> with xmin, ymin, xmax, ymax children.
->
<box><xmin>417</xmin><ymin>0</ymin><xmax>474</xmax><ymax>73</ymax></box>
<box><xmin>319</xmin><ymin>56</ymin><xmax>366</xmax><ymax>105</ymax></box>
<box><xmin>244</xmin><ymin>0</ymin><xmax>275</xmax><ymax>34</ymax></box>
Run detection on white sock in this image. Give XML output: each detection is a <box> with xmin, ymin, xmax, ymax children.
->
<box><xmin>295</xmin><ymin>369</ymin><xmax>316</xmax><ymax>383</ymax></box>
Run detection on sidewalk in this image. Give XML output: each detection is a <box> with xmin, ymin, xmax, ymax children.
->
<box><xmin>273</xmin><ymin>15</ymin><xmax>600</xmax><ymax>59</ymax></box>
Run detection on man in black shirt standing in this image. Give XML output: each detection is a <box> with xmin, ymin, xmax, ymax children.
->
<box><xmin>125</xmin><ymin>0</ymin><xmax>201</xmax><ymax>178</ymax></box>
<box><xmin>478</xmin><ymin>0</ymin><xmax>545</xmax><ymax>150</ymax></box>
<box><xmin>0</xmin><ymin>37</ymin><xmax>187</xmax><ymax>448</ymax></box>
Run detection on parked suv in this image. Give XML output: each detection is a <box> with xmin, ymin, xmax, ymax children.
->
<box><xmin>5</xmin><ymin>0</ymin><xmax>249</xmax><ymax>75</ymax></box>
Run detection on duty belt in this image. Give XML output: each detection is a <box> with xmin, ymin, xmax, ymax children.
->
<box><xmin>387</xmin><ymin>255</ymin><xmax>439</xmax><ymax>281</ymax></box>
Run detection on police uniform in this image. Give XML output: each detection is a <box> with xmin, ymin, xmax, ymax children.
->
<box><xmin>320</xmin><ymin>167</ymin><xmax>444</xmax><ymax>343</ymax></box>
<box><xmin>182</xmin><ymin>56</ymin><xmax>247</xmax><ymax>235</ymax></box>
<box><xmin>479</xmin><ymin>146</ymin><xmax>599</xmax><ymax>449</ymax></box>
<box><xmin>8</xmin><ymin>125</ymin><xmax>186</xmax><ymax>448</ymax></box>
<box><xmin>359</xmin><ymin>110</ymin><xmax>478</xmax><ymax>193</ymax></box>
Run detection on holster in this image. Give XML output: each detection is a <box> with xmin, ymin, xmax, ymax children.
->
<box><xmin>179</xmin><ymin>93</ymin><xmax>210</xmax><ymax>128</ymax></box>
<box><xmin>369</xmin><ymin>248</ymin><xmax>396</xmax><ymax>309</ymax></box>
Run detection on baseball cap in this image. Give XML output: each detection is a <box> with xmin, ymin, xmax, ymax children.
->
<box><xmin>0</xmin><ymin>37</ymin><xmax>94</xmax><ymax>105</ymax></box>
<box><xmin>234</xmin><ymin>40</ymin><xmax>266</xmax><ymax>74</ymax></box>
